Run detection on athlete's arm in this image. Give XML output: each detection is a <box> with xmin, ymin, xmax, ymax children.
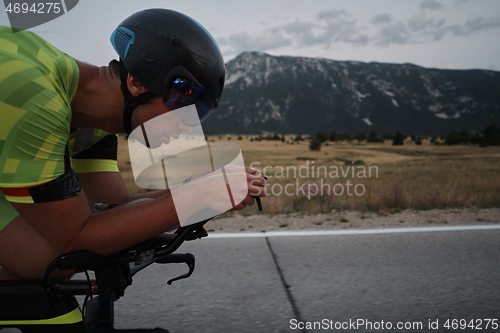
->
<box><xmin>72</xmin><ymin>133</ymin><xmax>170</xmax><ymax>209</ymax></box>
<box><xmin>77</xmin><ymin>171</ymin><xmax>170</xmax><ymax>209</ymax></box>
<box><xmin>11</xmin><ymin>189</ymin><xmax>180</xmax><ymax>256</ymax></box>
<box><xmin>11</xmin><ymin>169</ymin><xmax>264</xmax><ymax>256</ymax></box>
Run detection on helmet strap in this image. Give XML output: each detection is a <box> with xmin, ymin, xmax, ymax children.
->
<box><xmin>118</xmin><ymin>60</ymin><xmax>156</xmax><ymax>136</ymax></box>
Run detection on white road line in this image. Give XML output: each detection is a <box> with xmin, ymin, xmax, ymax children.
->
<box><xmin>206</xmin><ymin>224</ymin><xmax>500</xmax><ymax>238</ymax></box>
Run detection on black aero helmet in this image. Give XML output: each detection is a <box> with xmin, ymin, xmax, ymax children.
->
<box><xmin>110</xmin><ymin>9</ymin><xmax>225</xmax><ymax>134</ymax></box>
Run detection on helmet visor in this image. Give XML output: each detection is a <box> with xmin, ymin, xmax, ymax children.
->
<box><xmin>163</xmin><ymin>78</ymin><xmax>215</xmax><ymax>126</ymax></box>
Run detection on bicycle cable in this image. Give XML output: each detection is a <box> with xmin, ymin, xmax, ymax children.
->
<box><xmin>81</xmin><ymin>270</ymin><xmax>93</xmax><ymax>317</ymax></box>
<box><xmin>42</xmin><ymin>256</ymin><xmax>59</xmax><ymax>290</ymax></box>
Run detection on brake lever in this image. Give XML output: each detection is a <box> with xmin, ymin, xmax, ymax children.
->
<box><xmin>155</xmin><ymin>253</ymin><xmax>195</xmax><ymax>285</ymax></box>
<box><xmin>253</xmin><ymin>196</ymin><xmax>263</xmax><ymax>211</ymax></box>
<box><xmin>252</xmin><ymin>176</ymin><xmax>267</xmax><ymax>211</ymax></box>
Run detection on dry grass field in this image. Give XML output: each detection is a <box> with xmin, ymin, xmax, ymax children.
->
<box><xmin>117</xmin><ymin>135</ymin><xmax>500</xmax><ymax>216</ymax></box>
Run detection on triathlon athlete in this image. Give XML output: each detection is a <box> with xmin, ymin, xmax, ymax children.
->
<box><xmin>0</xmin><ymin>9</ymin><xmax>266</xmax><ymax>280</ymax></box>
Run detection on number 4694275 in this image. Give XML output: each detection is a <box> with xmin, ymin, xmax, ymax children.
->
<box><xmin>444</xmin><ymin>319</ymin><xmax>498</xmax><ymax>330</ymax></box>
<box><xmin>5</xmin><ymin>2</ymin><xmax>61</xmax><ymax>14</ymax></box>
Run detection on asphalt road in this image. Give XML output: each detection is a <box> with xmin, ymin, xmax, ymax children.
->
<box><xmin>113</xmin><ymin>226</ymin><xmax>500</xmax><ymax>333</ymax></box>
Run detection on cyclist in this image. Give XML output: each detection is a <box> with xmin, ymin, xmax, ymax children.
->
<box><xmin>0</xmin><ymin>9</ymin><xmax>266</xmax><ymax>280</ymax></box>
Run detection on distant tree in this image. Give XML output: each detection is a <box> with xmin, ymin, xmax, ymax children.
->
<box><xmin>445</xmin><ymin>131</ymin><xmax>459</xmax><ymax>145</ymax></box>
<box><xmin>272</xmin><ymin>132</ymin><xmax>281</xmax><ymax>140</ymax></box>
<box><xmin>357</xmin><ymin>132</ymin><xmax>366</xmax><ymax>142</ymax></box>
<box><xmin>484</xmin><ymin>124</ymin><xmax>500</xmax><ymax>146</ymax></box>
<box><xmin>316</xmin><ymin>131</ymin><xmax>329</xmax><ymax>143</ymax></box>
<box><xmin>471</xmin><ymin>133</ymin><xmax>483</xmax><ymax>145</ymax></box>
<box><xmin>329</xmin><ymin>132</ymin><xmax>338</xmax><ymax>142</ymax></box>
<box><xmin>265</xmin><ymin>133</ymin><xmax>281</xmax><ymax>141</ymax></box>
<box><xmin>309</xmin><ymin>138</ymin><xmax>322</xmax><ymax>151</ymax></box>
<box><xmin>337</xmin><ymin>133</ymin><xmax>353</xmax><ymax>142</ymax></box>
<box><xmin>237</xmin><ymin>135</ymin><xmax>243</xmax><ymax>140</ymax></box>
<box><xmin>445</xmin><ymin>129</ymin><xmax>471</xmax><ymax>145</ymax></box>
<box><xmin>250</xmin><ymin>138</ymin><xmax>254</xmax><ymax>142</ymax></box>
<box><xmin>457</xmin><ymin>128</ymin><xmax>470</xmax><ymax>144</ymax></box>
<box><xmin>367</xmin><ymin>131</ymin><xmax>384</xmax><ymax>143</ymax></box>
<box><xmin>281</xmin><ymin>134</ymin><xmax>285</xmax><ymax>142</ymax></box>
<box><xmin>410</xmin><ymin>134</ymin><xmax>416</xmax><ymax>142</ymax></box>
<box><xmin>415</xmin><ymin>136</ymin><xmax>423</xmax><ymax>145</ymax></box>
<box><xmin>294</xmin><ymin>134</ymin><xmax>304</xmax><ymax>141</ymax></box>
<box><xmin>392</xmin><ymin>131</ymin><xmax>405</xmax><ymax>146</ymax></box>
<box><xmin>337</xmin><ymin>133</ymin><xmax>344</xmax><ymax>141</ymax></box>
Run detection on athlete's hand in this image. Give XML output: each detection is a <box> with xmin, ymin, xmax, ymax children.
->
<box><xmin>229</xmin><ymin>167</ymin><xmax>266</xmax><ymax>211</ymax></box>
<box><xmin>169</xmin><ymin>165</ymin><xmax>267</xmax><ymax>221</ymax></box>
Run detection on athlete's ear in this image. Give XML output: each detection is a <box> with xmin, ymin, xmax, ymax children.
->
<box><xmin>126</xmin><ymin>74</ymin><xmax>149</xmax><ymax>97</ymax></box>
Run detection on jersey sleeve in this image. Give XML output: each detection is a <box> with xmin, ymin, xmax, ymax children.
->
<box><xmin>72</xmin><ymin>134</ymin><xmax>120</xmax><ymax>174</ymax></box>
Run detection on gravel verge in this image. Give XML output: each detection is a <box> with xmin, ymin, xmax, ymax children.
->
<box><xmin>206</xmin><ymin>208</ymin><xmax>500</xmax><ymax>233</ymax></box>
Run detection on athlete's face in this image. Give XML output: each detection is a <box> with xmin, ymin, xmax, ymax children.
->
<box><xmin>131</xmin><ymin>97</ymin><xmax>193</xmax><ymax>148</ymax></box>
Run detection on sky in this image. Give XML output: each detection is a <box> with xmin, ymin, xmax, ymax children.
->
<box><xmin>1</xmin><ymin>0</ymin><xmax>499</xmax><ymax>70</ymax></box>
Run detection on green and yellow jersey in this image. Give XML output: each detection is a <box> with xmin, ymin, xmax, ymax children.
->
<box><xmin>0</xmin><ymin>26</ymin><xmax>119</xmax><ymax>231</ymax></box>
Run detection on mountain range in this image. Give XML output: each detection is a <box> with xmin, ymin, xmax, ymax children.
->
<box><xmin>202</xmin><ymin>52</ymin><xmax>500</xmax><ymax>135</ymax></box>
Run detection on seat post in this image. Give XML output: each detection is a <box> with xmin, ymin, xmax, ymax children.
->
<box><xmin>84</xmin><ymin>261</ymin><xmax>128</xmax><ymax>330</ymax></box>
<box><xmin>85</xmin><ymin>294</ymin><xmax>115</xmax><ymax>330</ymax></box>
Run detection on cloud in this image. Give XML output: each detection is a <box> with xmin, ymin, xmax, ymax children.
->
<box><xmin>420</xmin><ymin>0</ymin><xmax>444</xmax><ymax>10</ymax></box>
<box><xmin>374</xmin><ymin>11</ymin><xmax>500</xmax><ymax>45</ymax></box>
<box><xmin>281</xmin><ymin>21</ymin><xmax>316</xmax><ymax>34</ymax></box>
<box><xmin>317</xmin><ymin>9</ymin><xmax>368</xmax><ymax>45</ymax></box>
<box><xmin>448</xmin><ymin>17</ymin><xmax>500</xmax><ymax>36</ymax></box>
<box><xmin>455</xmin><ymin>0</ymin><xmax>470</xmax><ymax>6</ymax></box>
<box><xmin>220</xmin><ymin>6</ymin><xmax>500</xmax><ymax>58</ymax></box>
<box><xmin>221</xmin><ymin>10</ymin><xmax>366</xmax><ymax>56</ymax></box>
<box><xmin>280</xmin><ymin>21</ymin><xmax>327</xmax><ymax>46</ymax></box>
<box><xmin>407</xmin><ymin>13</ymin><xmax>447</xmax><ymax>40</ymax></box>
<box><xmin>317</xmin><ymin>9</ymin><xmax>348</xmax><ymax>20</ymax></box>
<box><xmin>408</xmin><ymin>13</ymin><xmax>429</xmax><ymax>31</ymax></box>
<box><xmin>370</xmin><ymin>14</ymin><xmax>393</xmax><ymax>25</ymax></box>
<box><xmin>225</xmin><ymin>29</ymin><xmax>291</xmax><ymax>54</ymax></box>
<box><xmin>464</xmin><ymin>16</ymin><xmax>500</xmax><ymax>34</ymax></box>
<box><xmin>376</xmin><ymin>22</ymin><xmax>410</xmax><ymax>45</ymax></box>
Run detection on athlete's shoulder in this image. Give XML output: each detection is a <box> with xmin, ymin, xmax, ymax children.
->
<box><xmin>0</xmin><ymin>25</ymin><xmax>78</xmax><ymax>81</ymax></box>
<box><xmin>0</xmin><ymin>25</ymin><xmax>63</xmax><ymax>55</ymax></box>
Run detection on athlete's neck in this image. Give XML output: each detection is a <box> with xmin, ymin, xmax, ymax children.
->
<box><xmin>71</xmin><ymin>60</ymin><xmax>124</xmax><ymax>134</ymax></box>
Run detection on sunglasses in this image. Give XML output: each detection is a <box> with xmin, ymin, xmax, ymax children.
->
<box><xmin>163</xmin><ymin>78</ymin><xmax>215</xmax><ymax>126</ymax></box>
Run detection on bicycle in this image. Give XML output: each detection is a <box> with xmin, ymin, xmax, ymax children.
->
<box><xmin>0</xmin><ymin>196</ymin><xmax>263</xmax><ymax>333</ymax></box>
